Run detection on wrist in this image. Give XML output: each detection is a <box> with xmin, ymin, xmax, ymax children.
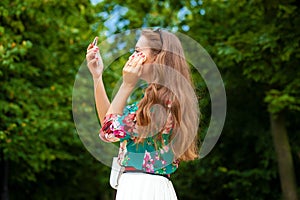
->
<box><xmin>93</xmin><ymin>75</ymin><xmax>102</xmax><ymax>82</ymax></box>
<box><xmin>120</xmin><ymin>82</ymin><xmax>135</xmax><ymax>91</ymax></box>
<box><xmin>93</xmin><ymin>76</ymin><xmax>103</xmax><ymax>89</ymax></box>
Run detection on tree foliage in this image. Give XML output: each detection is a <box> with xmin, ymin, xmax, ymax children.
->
<box><xmin>1</xmin><ymin>0</ymin><xmax>114</xmax><ymax>199</ymax></box>
<box><xmin>0</xmin><ymin>0</ymin><xmax>299</xmax><ymax>199</ymax></box>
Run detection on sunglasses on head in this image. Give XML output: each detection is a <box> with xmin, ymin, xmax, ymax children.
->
<box><xmin>154</xmin><ymin>28</ymin><xmax>163</xmax><ymax>46</ymax></box>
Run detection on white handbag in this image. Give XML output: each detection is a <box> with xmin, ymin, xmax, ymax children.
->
<box><xmin>110</xmin><ymin>157</ymin><xmax>125</xmax><ymax>189</ymax></box>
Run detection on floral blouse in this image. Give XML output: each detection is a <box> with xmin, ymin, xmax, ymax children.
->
<box><xmin>99</xmin><ymin>102</ymin><xmax>179</xmax><ymax>175</ymax></box>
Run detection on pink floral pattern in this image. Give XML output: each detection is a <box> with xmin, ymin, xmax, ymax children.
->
<box><xmin>122</xmin><ymin>113</ymin><xmax>136</xmax><ymax>133</ymax></box>
<box><xmin>142</xmin><ymin>151</ymin><xmax>155</xmax><ymax>173</ymax></box>
<box><xmin>99</xmin><ymin>102</ymin><xmax>179</xmax><ymax>175</ymax></box>
<box><xmin>99</xmin><ymin>114</ymin><xmax>126</xmax><ymax>142</ymax></box>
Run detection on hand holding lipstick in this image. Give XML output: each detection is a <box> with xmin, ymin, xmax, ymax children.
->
<box><xmin>86</xmin><ymin>37</ymin><xmax>104</xmax><ymax>79</ymax></box>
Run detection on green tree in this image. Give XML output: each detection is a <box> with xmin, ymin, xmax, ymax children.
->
<box><xmin>2</xmin><ymin>0</ymin><xmax>299</xmax><ymax>199</ymax></box>
<box><xmin>174</xmin><ymin>0</ymin><xmax>300</xmax><ymax>199</ymax></box>
<box><xmin>204</xmin><ymin>1</ymin><xmax>300</xmax><ymax>199</ymax></box>
<box><xmin>0</xmin><ymin>0</ymin><xmax>115</xmax><ymax>199</ymax></box>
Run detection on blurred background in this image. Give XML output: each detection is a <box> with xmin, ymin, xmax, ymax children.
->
<box><xmin>0</xmin><ymin>0</ymin><xmax>299</xmax><ymax>199</ymax></box>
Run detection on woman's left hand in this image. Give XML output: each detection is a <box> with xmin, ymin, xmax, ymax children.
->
<box><xmin>122</xmin><ymin>52</ymin><xmax>146</xmax><ymax>88</ymax></box>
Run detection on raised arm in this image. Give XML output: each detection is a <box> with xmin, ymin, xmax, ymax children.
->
<box><xmin>97</xmin><ymin>52</ymin><xmax>145</xmax><ymax>143</ymax></box>
<box><xmin>106</xmin><ymin>52</ymin><xmax>145</xmax><ymax>115</ymax></box>
<box><xmin>86</xmin><ymin>37</ymin><xmax>110</xmax><ymax>126</ymax></box>
<box><xmin>93</xmin><ymin>77</ymin><xmax>110</xmax><ymax>126</ymax></box>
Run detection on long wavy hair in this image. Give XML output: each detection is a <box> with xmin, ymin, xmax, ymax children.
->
<box><xmin>136</xmin><ymin>29</ymin><xmax>199</xmax><ymax>161</ymax></box>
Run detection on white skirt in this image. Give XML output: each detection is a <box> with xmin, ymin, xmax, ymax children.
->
<box><xmin>116</xmin><ymin>172</ymin><xmax>178</xmax><ymax>200</ymax></box>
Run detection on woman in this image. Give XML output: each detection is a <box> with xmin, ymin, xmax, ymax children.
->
<box><xmin>86</xmin><ymin>29</ymin><xmax>199</xmax><ymax>200</ymax></box>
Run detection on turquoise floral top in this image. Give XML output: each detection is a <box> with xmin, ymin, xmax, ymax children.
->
<box><xmin>99</xmin><ymin>102</ymin><xmax>179</xmax><ymax>175</ymax></box>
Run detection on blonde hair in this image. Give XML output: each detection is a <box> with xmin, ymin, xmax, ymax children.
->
<box><xmin>136</xmin><ymin>29</ymin><xmax>199</xmax><ymax>161</ymax></box>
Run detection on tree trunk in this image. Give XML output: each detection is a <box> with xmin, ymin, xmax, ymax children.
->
<box><xmin>1</xmin><ymin>150</ymin><xmax>9</xmax><ymax>200</ymax></box>
<box><xmin>270</xmin><ymin>112</ymin><xmax>298</xmax><ymax>200</ymax></box>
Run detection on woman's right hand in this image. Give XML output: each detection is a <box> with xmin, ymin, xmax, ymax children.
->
<box><xmin>86</xmin><ymin>38</ymin><xmax>104</xmax><ymax>79</ymax></box>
